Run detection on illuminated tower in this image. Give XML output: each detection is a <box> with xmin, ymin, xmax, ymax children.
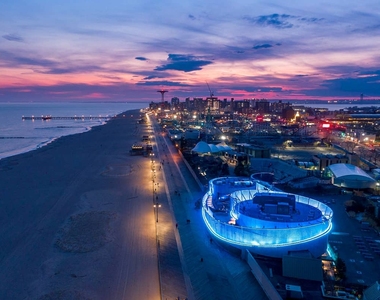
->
<box><xmin>157</xmin><ymin>89</ymin><xmax>168</xmax><ymax>102</ymax></box>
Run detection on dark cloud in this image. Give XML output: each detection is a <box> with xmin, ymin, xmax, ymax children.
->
<box><xmin>351</xmin><ymin>23</ymin><xmax>380</xmax><ymax>34</ymax></box>
<box><xmin>143</xmin><ymin>75</ymin><xmax>160</xmax><ymax>80</ymax></box>
<box><xmin>137</xmin><ymin>80</ymin><xmax>190</xmax><ymax>87</ymax></box>
<box><xmin>14</xmin><ymin>56</ymin><xmax>55</xmax><ymax>67</ymax></box>
<box><xmin>127</xmin><ymin>69</ymin><xmax>173</xmax><ymax>79</ymax></box>
<box><xmin>0</xmin><ymin>51</ymin><xmax>104</xmax><ymax>74</ymax></box>
<box><xmin>253</xmin><ymin>43</ymin><xmax>273</xmax><ymax>50</ymax></box>
<box><xmin>0</xmin><ymin>51</ymin><xmax>60</xmax><ymax>71</ymax></box>
<box><xmin>135</xmin><ymin>56</ymin><xmax>148</xmax><ymax>61</ymax></box>
<box><xmin>222</xmin><ymin>46</ymin><xmax>248</xmax><ymax>56</ymax></box>
<box><xmin>37</xmin><ymin>68</ymin><xmax>74</xmax><ymax>74</ymax></box>
<box><xmin>244</xmin><ymin>14</ymin><xmax>295</xmax><ymax>29</ymax></box>
<box><xmin>98</xmin><ymin>74</ymin><xmax>123</xmax><ymax>80</ymax></box>
<box><xmin>15</xmin><ymin>55</ymin><xmax>103</xmax><ymax>74</ymax></box>
<box><xmin>0</xmin><ymin>82</ymin><xmax>147</xmax><ymax>101</ymax></box>
<box><xmin>315</xmin><ymin>65</ymin><xmax>361</xmax><ymax>75</ymax></box>
<box><xmin>35</xmin><ymin>66</ymin><xmax>103</xmax><ymax>74</ymax></box>
<box><xmin>244</xmin><ymin>13</ymin><xmax>323</xmax><ymax>29</ymax></box>
<box><xmin>299</xmin><ymin>70</ymin><xmax>380</xmax><ymax>97</ymax></box>
<box><xmin>2</xmin><ymin>34</ymin><xmax>23</xmax><ymax>42</ymax></box>
<box><xmin>358</xmin><ymin>70</ymin><xmax>380</xmax><ymax>76</ymax></box>
<box><xmin>188</xmin><ymin>14</ymin><xmax>196</xmax><ymax>20</ymax></box>
<box><xmin>155</xmin><ymin>54</ymin><xmax>213</xmax><ymax>72</ymax></box>
<box><xmin>299</xmin><ymin>17</ymin><xmax>324</xmax><ymax>23</ymax></box>
<box><xmin>213</xmin><ymin>42</ymin><xmax>281</xmax><ymax>61</ymax></box>
<box><xmin>321</xmin><ymin>74</ymin><xmax>380</xmax><ymax>94</ymax></box>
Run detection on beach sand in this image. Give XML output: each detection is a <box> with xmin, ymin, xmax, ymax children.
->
<box><xmin>0</xmin><ymin>110</ymin><xmax>160</xmax><ymax>299</ymax></box>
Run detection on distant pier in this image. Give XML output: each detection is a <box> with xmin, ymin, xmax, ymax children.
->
<box><xmin>22</xmin><ymin>115</ymin><xmax>114</xmax><ymax>121</ymax></box>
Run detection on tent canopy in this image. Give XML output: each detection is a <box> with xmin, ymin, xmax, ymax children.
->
<box><xmin>192</xmin><ymin>141</ymin><xmax>232</xmax><ymax>153</ymax></box>
<box><xmin>328</xmin><ymin>163</ymin><xmax>375</xmax><ymax>182</ymax></box>
<box><xmin>191</xmin><ymin>141</ymin><xmax>211</xmax><ymax>153</ymax></box>
<box><xmin>327</xmin><ymin>163</ymin><xmax>376</xmax><ymax>189</ymax></box>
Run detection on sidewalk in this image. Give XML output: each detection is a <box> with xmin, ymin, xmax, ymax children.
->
<box><xmin>152</xmin><ymin>118</ymin><xmax>267</xmax><ymax>300</ymax></box>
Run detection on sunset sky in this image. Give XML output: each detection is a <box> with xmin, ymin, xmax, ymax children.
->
<box><xmin>1</xmin><ymin>0</ymin><xmax>380</xmax><ymax>102</ymax></box>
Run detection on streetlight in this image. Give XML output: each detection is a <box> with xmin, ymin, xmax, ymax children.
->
<box><xmin>152</xmin><ymin>180</ymin><xmax>155</xmax><ymax>203</ymax></box>
<box><xmin>153</xmin><ymin>202</ymin><xmax>161</xmax><ymax>222</ymax></box>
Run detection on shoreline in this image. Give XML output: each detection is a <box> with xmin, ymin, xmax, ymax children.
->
<box><xmin>1</xmin><ymin>107</ymin><xmax>270</xmax><ymax>299</ymax></box>
<box><xmin>0</xmin><ymin>120</ymin><xmax>109</xmax><ymax>162</ymax></box>
<box><xmin>0</xmin><ymin>102</ymin><xmax>148</xmax><ymax>162</ymax></box>
<box><xmin>0</xmin><ymin>110</ymin><xmax>130</xmax><ymax>164</ymax></box>
<box><xmin>0</xmin><ymin>108</ymin><xmax>161</xmax><ymax>299</ymax></box>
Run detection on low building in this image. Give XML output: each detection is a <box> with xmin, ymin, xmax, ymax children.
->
<box><xmin>167</xmin><ymin>129</ymin><xmax>183</xmax><ymax>141</ymax></box>
<box><xmin>313</xmin><ymin>153</ymin><xmax>349</xmax><ymax>171</ymax></box>
<box><xmin>363</xmin><ymin>281</ymin><xmax>380</xmax><ymax>300</ymax></box>
<box><xmin>184</xmin><ymin>129</ymin><xmax>200</xmax><ymax>140</ymax></box>
<box><xmin>235</xmin><ymin>143</ymin><xmax>271</xmax><ymax>158</ymax></box>
<box><xmin>325</xmin><ymin>163</ymin><xmax>376</xmax><ymax>189</ymax></box>
<box><xmin>282</xmin><ymin>253</ymin><xmax>323</xmax><ymax>281</ymax></box>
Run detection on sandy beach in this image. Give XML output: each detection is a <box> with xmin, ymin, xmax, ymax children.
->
<box><xmin>0</xmin><ymin>108</ymin><xmax>270</xmax><ymax>300</ymax></box>
<box><xmin>0</xmin><ymin>110</ymin><xmax>160</xmax><ymax>299</ymax></box>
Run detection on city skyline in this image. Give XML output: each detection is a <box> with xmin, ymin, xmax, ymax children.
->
<box><xmin>1</xmin><ymin>0</ymin><xmax>380</xmax><ymax>102</ymax></box>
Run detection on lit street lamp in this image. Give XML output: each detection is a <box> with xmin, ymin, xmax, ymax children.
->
<box><xmin>153</xmin><ymin>202</ymin><xmax>161</xmax><ymax>222</ymax></box>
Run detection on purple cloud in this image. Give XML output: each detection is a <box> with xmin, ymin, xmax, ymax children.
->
<box><xmin>238</xmin><ymin>86</ymin><xmax>283</xmax><ymax>93</ymax></box>
<box><xmin>2</xmin><ymin>34</ymin><xmax>23</xmax><ymax>42</ymax></box>
<box><xmin>244</xmin><ymin>13</ymin><xmax>323</xmax><ymax>29</ymax></box>
<box><xmin>143</xmin><ymin>75</ymin><xmax>160</xmax><ymax>80</ymax></box>
<box><xmin>0</xmin><ymin>51</ymin><xmax>104</xmax><ymax>74</ymax></box>
<box><xmin>320</xmin><ymin>73</ymin><xmax>380</xmax><ymax>94</ymax></box>
<box><xmin>292</xmin><ymin>69</ymin><xmax>380</xmax><ymax>97</ymax></box>
<box><xmin>245</xmin><ymin>14</ymin><xmax>295</xmax><ymax>29</ymax></box>
<box><xmin>137</xmin><ymin>80</ymin><xmax>190</xmax><ymax>86</ymax></box>
<box><xmin>155</xmin><ymin>54</ymin><xmax>213</xmax><ymax>72</ymax></box>
<box><xmin>253</xmin><ymin>43</ymin><xmax>273</xmax><ymax>50</ymax></box>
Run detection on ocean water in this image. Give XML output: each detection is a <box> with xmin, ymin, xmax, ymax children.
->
<box><xmin>0</xmin><ymin>102</ymin><xmax>148</xmax><ymax>160</ymax></box>
<box><xmin>292</xmin><ymin>103</ymin><xmax>380</xmax><ymax>111</ymax></box>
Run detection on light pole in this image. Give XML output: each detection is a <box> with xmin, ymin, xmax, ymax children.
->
<box><xmin>152</xmin><ymin>179</ymin><xmax>155</xmax><ymax>203</ymax></box>
<box><xmin>154</xmin><ymin>202</ymin><xmax>161</xmax><ymax>222</ymax></box>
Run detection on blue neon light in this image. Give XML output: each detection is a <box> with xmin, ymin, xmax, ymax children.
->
<box><xmin>202</xmin><ymin>177</ymin><xmax>333</xmax><ymax>257</ymax></box>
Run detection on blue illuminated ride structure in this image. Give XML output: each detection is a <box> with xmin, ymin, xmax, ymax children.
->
<box><xmin>201</xmin><ymin>177</ymin><xmax>333</xmax><ymax>258</ymax></box>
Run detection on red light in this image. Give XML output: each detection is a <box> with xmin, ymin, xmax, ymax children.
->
<box><xmin>322</xmin><ymin>123</ymin><xmax>330</xmax><ymax>128</ymax></box>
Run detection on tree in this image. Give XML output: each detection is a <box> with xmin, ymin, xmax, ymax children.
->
<box><xmin>234</xmin><ymin>162</ymin><xmax>245</xmax><ymax>176</ymax></box>
<box><xmin>342</xmin><ymin>141</ymin><xmax>356</xmax><ymax>153</ymax></box>
<box><xmin>369</xmin><ymin>149</ymin><xmax>380</xmax><ymax>163</ymax></box>
<box><xmin>357</xmin><ymin>147</ymin><xmax>368</xmax><ymax>159</ymax></box>
<box><xmin>335</xmin><ymin>257</ymin><xmax>347</xmax><ymax>281</ymax></box>
<box><xmin>221</xmin><ymin>163</ymin><xmax>230</xmax><ymax>175</ymax></box>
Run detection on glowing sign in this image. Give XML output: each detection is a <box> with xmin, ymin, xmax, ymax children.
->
<box><xmin>322</xmin><ymin>123</ymin><xmax>330</xmax><ymax>128</ymax></box>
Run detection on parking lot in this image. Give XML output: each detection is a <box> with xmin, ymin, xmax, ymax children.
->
<box><xmin>298</xmin><ymin>189</ymin><xmax>380</xmax><ymax>287</ymax></box>
<box><xmin>275</xmin><ymin>145</ymin><xmax>380</xmax><ymax>287</ymax></box>
<box><xmin>273</xmin><ymin>145</ymin><xmax>345</xmax><ymax>162</ymax></box>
